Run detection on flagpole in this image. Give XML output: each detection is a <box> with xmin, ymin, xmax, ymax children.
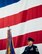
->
<box><xmin>6</xmin><ymin>26</ymin><xmax>15</xmax><ymax>54</ymax></box>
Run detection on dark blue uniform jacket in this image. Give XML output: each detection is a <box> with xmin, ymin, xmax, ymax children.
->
<box><xmin>22</xmin><ymin>45</ymin><xmax>39</xmax><ymax>54</ymax></box>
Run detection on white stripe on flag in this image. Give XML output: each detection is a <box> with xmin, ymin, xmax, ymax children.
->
<box><xmin>0</xmin><ymin>0</ymin><xmax>42</xmax><ymax>18</ymax></box>
<box><xmin>0</xmin><ymin>18</ymin><xmax>42</xmax><ymax>39</ymax></box>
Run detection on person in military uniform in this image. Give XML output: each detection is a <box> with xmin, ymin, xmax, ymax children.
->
<box><xmin>22</xmin><ymin>37</ymin><xmax>39</xmax><ymax>54</ymax></box>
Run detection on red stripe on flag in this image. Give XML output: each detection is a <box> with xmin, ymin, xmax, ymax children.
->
<box><xmin>0</xmin><ymin>5</ymin><xmax>42</xmax><ymax>28</ymax></box>
<box><xmin>0</xmin><ymin>31</ymin><xmax>42</xmax><ymax>50</ymax></box>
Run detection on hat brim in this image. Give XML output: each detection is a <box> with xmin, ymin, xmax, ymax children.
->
<box><xmin>27</xmin><ymin>37</ymin><xmax>35</xmax><ymax>42</ymax></box>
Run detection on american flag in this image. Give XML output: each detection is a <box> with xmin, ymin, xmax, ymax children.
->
<box><xmin>0</xmin><ymin>0</ymin><xmax>42</xmax><ymax>54</ymax></box>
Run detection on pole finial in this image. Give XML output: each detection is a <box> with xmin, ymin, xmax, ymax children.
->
<box><xmin>8</xmin><ymin>26</ymin><xmax>11</xmax><ymax>30</ymax></box>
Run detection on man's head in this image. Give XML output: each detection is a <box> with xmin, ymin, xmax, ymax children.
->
<box><xmin>27</xmin><ymin>37</ymin><xmax>34</xmax><ymax>46</ymax></box>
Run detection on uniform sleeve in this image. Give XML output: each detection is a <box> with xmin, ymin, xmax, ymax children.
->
<box><xmin>35</xmin><ymin>46</ymin><xmax>40</xmax><ymax>54</ymax></box>
<box><xmin>22</xmin><ymin>47</ymin><xmax>28</xmax><ymax>54</ymax></box>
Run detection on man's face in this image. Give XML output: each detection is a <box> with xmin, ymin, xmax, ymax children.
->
<box><xmin>28</xmin><ymin>41</ymin><xmax>33</xmax><ymax>46</ymax></box>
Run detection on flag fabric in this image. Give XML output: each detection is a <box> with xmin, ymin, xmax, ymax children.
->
<box><xmin>0</xmin><ymin>0</ymin><xmax>20</xmax><ymax>8</ymax></box>
<box><xmin>0</xmin><ymin>0</ymin><xmax>42</xmax><ymax>54</ymax></box>
<box><xmin>6</xmin><ymin>29</ymin><xmax>15</xmax><ymax>54</ymax></box>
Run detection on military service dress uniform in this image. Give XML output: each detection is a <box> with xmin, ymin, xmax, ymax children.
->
<box><xmin>22</xmin><ymin>45</ymin><xmax>39</xmax><ymax>54</ymax></box>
